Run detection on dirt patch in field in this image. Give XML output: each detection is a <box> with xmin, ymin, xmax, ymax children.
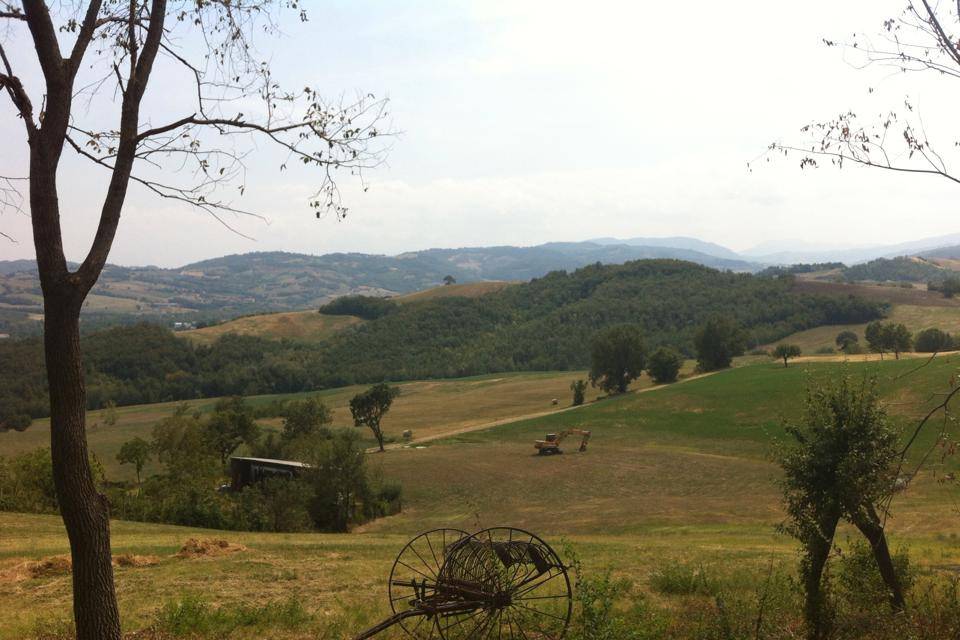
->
<box><xmin>175</xmin><ymin>538</ymin><xmax>246</xmax><ymax>559</ymax></box>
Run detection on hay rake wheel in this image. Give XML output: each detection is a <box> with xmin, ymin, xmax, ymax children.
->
<box><xmin>388</xmin><ymin>528</ymin><xmax>470</xmax><ymax>640</ymax></box>
<box><xmin>355</xmin><ymin>527</ymin><xmax>572</xmax><ymax>640</ymax></box>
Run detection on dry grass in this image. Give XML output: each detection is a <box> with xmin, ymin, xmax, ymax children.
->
<box><xmin>180</xmin><ymin>311</ymin><xmax>363</xmax><ymax>345</ymax></box>
<box><xmin>794</xmin><ymin>280</ymin><xmax>960</xmax><ymax>307</ymax></box>
<box><xmin>394</xmin><ymin>281</ymin><xmax>514</xmax><ymax>303</ymax></box>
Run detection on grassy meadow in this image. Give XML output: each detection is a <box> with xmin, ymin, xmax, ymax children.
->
<box><xmin>4</xmin><ymin>356</ymin><xmax>960</xmax><ymax>638</ymax></box>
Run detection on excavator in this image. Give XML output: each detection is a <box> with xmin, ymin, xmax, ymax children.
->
<box><xmin>534</xmin><ymin>429</ymin><xmax>591</xmax><ymax>455</ymax></box>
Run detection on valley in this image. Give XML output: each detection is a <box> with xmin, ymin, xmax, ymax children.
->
<box><xmin>3</xmin><ymin>356</ymin><xmax>960</xmax><ymax>638</ymax></box>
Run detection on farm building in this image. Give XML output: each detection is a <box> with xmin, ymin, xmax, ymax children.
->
<box><xmin>229</xmin><ymin>456</ymin><xmax>310</xmax><ymax>490</ymax></box>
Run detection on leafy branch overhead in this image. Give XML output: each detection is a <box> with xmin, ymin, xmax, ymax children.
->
<box><xmin>759</xmin><ymin>2</ymin><xmax>960</xmax><ymax>187</ymax></box>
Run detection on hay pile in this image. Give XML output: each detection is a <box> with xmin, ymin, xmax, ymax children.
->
<box><xmin>0</xmin><ymin>552</ymin><xmax>161</xmax><ymax>583</ymax></box>
<box><xmin>113</xmin><ymin>554</ymin><xmax>160</xmax><ymax>568</ymax></box>
<box><xmin>175</xmin><ymin>538</ymin><xmax>246</xmax><ymax>559</ymax></box>
<box><xmin>0</xmin><ymin>555</ymin><xmax>71</xmax><ymax>583</ymax></box>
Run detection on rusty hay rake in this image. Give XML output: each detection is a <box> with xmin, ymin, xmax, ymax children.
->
<box><xmin>354</xmin><ymin>527</ymin><xmax>572</xmax><ymax>640</ymax></box>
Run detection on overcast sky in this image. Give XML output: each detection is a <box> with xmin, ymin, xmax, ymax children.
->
<box><xmin>1</xmin><ymin>0</ymin><xmax>958</xmax><ymax>267</ymax></box>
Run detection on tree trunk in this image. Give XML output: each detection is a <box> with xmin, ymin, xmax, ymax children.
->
<box><xmin>44</xmin><ymin>303</ymin><xmax>122</xmax><ymax>640</ymax></box>
<box><xmin>851</xmin><ymin>504</ymin><xmax>906</xmax><ymax>612</ymax></box>
<box><xmin>783</xmin><ymin>357</ymin><xmax>789</xmax><ymax>368</ymax></box>
<box><xmin>803</xmin><ymin>511</ymin><xmax>840</xmax><ymax>640</ymax></box>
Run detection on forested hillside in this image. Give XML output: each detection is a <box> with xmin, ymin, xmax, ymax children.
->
<box><xmin>0</xmin><ymin>260</ymin><xmax>884</xmax><ymax>429</ymax></box>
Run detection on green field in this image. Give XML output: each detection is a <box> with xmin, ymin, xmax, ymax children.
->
<box><xmin>3</xmin><ymin>357</ymin><xmax>960</xmax><ymax>638</ymax></box>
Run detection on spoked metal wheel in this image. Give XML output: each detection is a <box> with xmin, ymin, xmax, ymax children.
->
<box><xmin>435</xmin><ymin>527</ymin><xmax>572</xmax><ymax>640</ymax></box>
<box><xmin>389</xmin><ymin>528</ymin><xmax>470</xmax><ymax>640</ymax></box>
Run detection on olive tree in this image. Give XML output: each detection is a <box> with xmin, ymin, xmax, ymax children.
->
<box><xmin>0</xmin><ymin>3</ymin><xmax>388</xmax><ymax>638</ymax></box>
<box><xmin>772</xmin><ymin>343</ymin><xmax>802</xmax><ymax>368</ymax></box>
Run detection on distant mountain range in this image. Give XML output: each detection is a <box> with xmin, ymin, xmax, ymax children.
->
<box><xmin>2</xmin><ymin>232</ymin><xmax>959</xmax><ymax>336</ymax></box>
<box><xmin>741</xmin><ymin>232</ymin><xmax>960</xmax><ymax>265</ymax></box>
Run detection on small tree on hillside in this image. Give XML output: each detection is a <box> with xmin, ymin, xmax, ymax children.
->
<box><xmin>778</xmin><ymin>373</ymin><xmax>905</xmax><ymax>639</ymax></box>
<box><xmin>203</xmin><ymin>397</ymin><xmax>260</xmax><ymax>464</ymax></box>
<box><xmin>280</xmin><ymin>397</ymin><xmax>333</xmax><ymax>457</ymax></box>
<box><xmin>647</xmin><ymin>347</ymin><xmax>682</xmax><ymax>384</ymax></box>
<box><xmin>835</xmin><ymin>331</ymin><xmax>859</xmax><ymax>353</ymax></box>
<box><xmin>915</xmin><ymin>328</ymin><xmax>953</xmax><ymax>353</ymax></box>
<box><xmin>570</xmin><ymin>379</ymin><xmax>587</xmax><ymax>406</ymax></box>
<box><xmin>588</xmin><ymin>325</ymin><xmax>646</xmax><ymax>394</ymax></box>
<box><xmin>694</xmin><ymin>316</ymin><xmax>746</xmax><ymax>372</ymax></box>
<box><xmin>443</xmin><ymin>275</ymin><xmax>457</xmax><ymax>286</ymax></box>
<box><xmin>885</xmin><ymin>323</ymin><xmax>913</xmax><ymax>360</ymax></box>
<box><xmin>350</xmin><ymin>383</ymin><xmax>401</xmax><ymax>452</ymax></box>
<box><xmin>116</xmin><ymin>437</ymin><xmax>151</xmax><ymax>488</ymax></box>
<box><xmin>772</xmin><ymin>344</ymin><xmax>802</xmax><ymax>368</ymax></box>
<box><xmin>940</xmin><ymin>278</ymin><xmax>960</xmax><ymax>299</ymax></box>
<box><xmin>865</xmin><ymin>321</ymin><xmax>886</xmax><ymax>359</ymax></box>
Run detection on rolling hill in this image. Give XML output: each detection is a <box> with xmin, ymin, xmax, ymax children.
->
<box><xmin>0</xmin><ymin>242</ymin><xmax>760</xmax><ymax>337</ymax></box>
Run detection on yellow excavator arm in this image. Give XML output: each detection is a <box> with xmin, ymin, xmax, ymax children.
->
<box><xmin>534</xmin><ymin>428</ymin><xmax>591</xmax><ymax>454</ymax></box>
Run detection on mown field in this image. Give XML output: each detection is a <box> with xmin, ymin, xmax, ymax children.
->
<box><xmin>4</xmin><ymin>357</ymin><xmax>960</xmax><ymax>638</ymax></box>
<box><xmin>768</xmin><ymin>302</ymin><xmax>960</xmax><ymax>353</ymax></box>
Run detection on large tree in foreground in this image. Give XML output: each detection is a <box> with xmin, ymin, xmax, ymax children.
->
<box><xmin>0</xmin><ymin>3</ymin><xmax>388</xmax><ymax>638</ymax></box>
<box><xmin>778</xmin><ymin>373</ymin><xmax>905</xmax><ymax>639</ymax></box>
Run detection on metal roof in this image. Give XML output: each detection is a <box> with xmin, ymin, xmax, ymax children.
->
<box><xmin>230</xmin><ymin>456</ymin><xmax>311</xmax><ymax>468</ymax></box>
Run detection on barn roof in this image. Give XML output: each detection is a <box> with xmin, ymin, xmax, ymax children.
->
<box><xmin>230</xmin><ymin>456</ymin><xmax>310</xmax><ymax>468</ymax></box>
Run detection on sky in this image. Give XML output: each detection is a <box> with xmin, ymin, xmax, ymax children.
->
<box><xmin>1</xmin><ymin>0</ymin><xmax>959</xmax><ymax>267</ymax></box>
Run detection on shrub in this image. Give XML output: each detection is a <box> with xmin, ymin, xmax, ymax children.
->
<box><xmin>915</xmin><ymin>327</ymin><xmax>954</xmax><ymax>353</ymax></box>
<box><xmin>157</xmin><ymin>595</ymin><xmax>310</xmax><ymax>637</ymax></box>
<box><xmin>566</xmin><ymin>546</ymin><xmax>665</xmax><ymax>640</ymax></box>
<box><xmin>650</xmin><ymin>560</ymin><xmax>720</xmax><ymax>596</ymax></box>
<box><xmin>570</xmin><ymin>379</ymin><xmax>588</xmax><ymax>405</ymax></box>
<box><xmin>836</xmin><ymin>540</ymin><xmax>914</xmax><ymax>612</ymax></box>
